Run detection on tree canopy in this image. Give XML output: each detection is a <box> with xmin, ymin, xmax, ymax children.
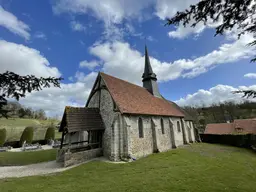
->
<box><xmin>165</xmin><ymin>0</ymin><xmax>256</xmax><ymax>98</ymax></box>
<box><xmin>0</xmin><ymin>71</ymin><xmax>63</xmax><ymax>118</ymax></box>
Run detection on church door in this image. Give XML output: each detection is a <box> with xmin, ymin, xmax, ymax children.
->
<box><xmin>151</xmin><ymin>119</ymin><xmax>158</xmax><ymax>153</ymax></box>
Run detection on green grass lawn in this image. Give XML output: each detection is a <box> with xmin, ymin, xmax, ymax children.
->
<box><xmin>0</xmin><ymin>149</ymin><xmax>57</xmax><ymax>166</ymax></box>
<box><xmin>1</xmin><ymin>143</ymin><xmax>256</xmax><ymax>192</ymax></box>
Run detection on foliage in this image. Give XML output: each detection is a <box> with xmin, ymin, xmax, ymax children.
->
<box><xmin>165</xmin><ymin>0</ymin><xmax>256</xmax><ymax>98</ymax></box>
<box><xmin>44</xmin><ymin>126</ymin><xmax>55</xmax><ymax>141</ymax></box>
<box><xmin>0</xmin><ymin>71</ymin><xmax>63</xmax><ymax>118</ymax></box>
<box><xmin>18</xmin><ymin>108</ymin><xmax>26</xmax><ymax>118</ymax></box>
<box><xmin>0</xmin><ymin>149</ymin><xmax>56</xmax><ymax>166</ymax></box>
<box><xmin>233</xmin><ymin>90</ymin><xmax>256</xmax><ymax>98</ymax></box>
<box><xmin>19</xmin><ymin>126</ymin><xmax>34</xmax><ymax>147</ymax></box>
<box><xmin>1</xmin><ymin>144</ymin><xmax>256</xmax><ymax>192</ymax></box>
<box><xmin>183</xmin><ymin>101</ymin><xmax>256</xmax><ymax>130</ymax></box>
<box><xmin>1</xmin><ymin>101</ymin><xmax>47</xmax><ymax>120</ymax></box>
<box><xmin>0</xmin><ymin>128</ymin><xmax>7</xmax><ymax>147</ymax></box>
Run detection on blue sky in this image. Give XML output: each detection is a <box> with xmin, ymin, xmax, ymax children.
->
<box><xmin>0</xmin><ymin>0</ymin><xmax>255</xmax><ymax>117</ymax></box>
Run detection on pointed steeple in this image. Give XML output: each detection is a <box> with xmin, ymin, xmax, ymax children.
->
<box><xmin>142</xmin><ymin>46</ymin><xmax>161</xmax><ymax>98</ymax></box>
<box><xmin>144</xmin><ymin>46</ymin><xmax>154</xmax><ymax>77</ymax></box>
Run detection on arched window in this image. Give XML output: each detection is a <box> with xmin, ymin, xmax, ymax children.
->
<box><xmin>138</xmin><ymin>117</ymin><xmax>144</xmax><ymax>138</ymax></box>
<box><xmin>161</xmin><ymin>118</ymin><xmax>165</xmax><ymax>134</ymax></box>
<box><xmin>177</xmin><ymin>121</ymin><xmax>181</xmax><ymax>132</ymax></box>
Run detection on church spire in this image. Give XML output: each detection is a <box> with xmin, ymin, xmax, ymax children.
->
<box><xmin>142</xmin><ymin>46</ymin><xmax>161</xmax><ymax>98</ymax></box>
<box><xmin>144</xmin><ymin>45</ymin><xmax>154</xmax><ymax>78</ymax></box>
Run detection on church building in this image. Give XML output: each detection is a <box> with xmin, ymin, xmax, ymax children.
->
<box><xmin>59</xmin><ymin>46</ymin><xmax>196</xmax><ymax>163</ymax></box>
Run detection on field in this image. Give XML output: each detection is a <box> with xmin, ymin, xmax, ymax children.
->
<box><xmin>0</xmin><ymin>118</ymin><xmax>61</xmax><ymax>142</ymax></box>
<box><xmin>1</xmin><ymin>143</ymin><xmax>256</xmax><ymax>192</ymax></box>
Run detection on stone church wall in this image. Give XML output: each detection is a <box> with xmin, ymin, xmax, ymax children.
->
<box><xmin>124</xmin><ymin>115</ymin><xmax>182</xmax><ymax>159</ymax></box>
<box><xmin>124</xmin><ymin>115</ymin><xmax>154</xmax><ymax>158</ymax></box>
<box><xmin>185</xmin><ymin>120</ymin><xmax>195</xmax><ymax>142</ymax></box>
<box><xmin>87</xmin><ymin>79</ymin><xmax>117</xmax><ymax>160</ymax></box>
<box><xmin>170</xmin><ymin>117</ymin><xmax>185</xmax><ymax>147</ymax></box>
<box><xmin>87</xmin><ymin>91</ymin><xmax>100</xmax><ymax>108</ymax></box>
<box><xmin>152</xmin><ymin>117</ymin><xmax>173</xmax><ymax>153</ymax></box>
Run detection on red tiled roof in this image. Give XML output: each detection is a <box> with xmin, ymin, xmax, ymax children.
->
<box><xmin>234</xmin><ymin>119</ymin><xmax>256</xmax><ymax>134</ymax></box>
<box><xmin>204</xmin><ymin>118</ymin><xmax>256</xmax><ymax>135</ymax></box>
<box><xmin>205</xmin><ymin>123</ymin><xmax>234</xmax><ymax>135</ymax></box>
<box><xmin>100</xmin><ymin>72</ymin><xmax>184</xmax><ymax>117</ymax></box>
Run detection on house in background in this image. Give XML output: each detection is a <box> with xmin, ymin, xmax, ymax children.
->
<box><xmin>204</xmin><ymin>118</ymin><xmax>256</xmax><ymax>135</ymax></box>
<box><xmin>58</xmin><ymin>46</ymin><xmax>196</xmax><ymax>165</ymax></box>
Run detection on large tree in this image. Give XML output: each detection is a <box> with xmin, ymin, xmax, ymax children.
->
<box><xmin>0</xmin><ymin>71</ymin><xmax>63</xmax><ymax>118</ymax></box>
<box><xmin>165</xmin><ymin>0</ymin><xmax>256</xmax><ymax>98</ymax></box>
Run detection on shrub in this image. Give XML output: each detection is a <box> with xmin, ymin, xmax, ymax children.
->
<box><xmin>19</xmin><ymin>126</ymin><xmax>34</xmax><ymax>147</ymax></box>
<box><xmin>0</xmin><ymin>128</ymin><xmax>7</xmax><ymax>147</ymax></box>
<box><xmin>44</xmin><ymin>126</ymin><xmax>55</xmax><ymax>141</ymax></box>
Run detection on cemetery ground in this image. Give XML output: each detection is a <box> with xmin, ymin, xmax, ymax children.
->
<box><xmin>1</xmin><ymin>143</ymin><xmax>256</xmax><ymax>192</ymax></box>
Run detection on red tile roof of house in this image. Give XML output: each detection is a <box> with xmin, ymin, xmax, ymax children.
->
<box><xmin>234</xmin><ymin>119</ymin><xmax>256</xmax><ymax>134</ymax></box>
<box><xmin>204</xmin><ymin>119</ymin><xmax>256</xmax><ymax>135</ymax></box>
<box><xmin>100</xmin><ymin>72</ymin><xmax>184</xmax><ymax>117</ymax></box>
<box><xmin>205</xmin><ymin>123</ymin><xmax>234</xmax><ymax>135</ymax></box>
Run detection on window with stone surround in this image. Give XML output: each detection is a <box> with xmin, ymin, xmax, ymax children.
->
<box><xmin>161</xmin><ymin>118</ymin><xmax>165</xmax><ymax>134</ymax></box>
<box><xmin>177</xmin><ymin>121</ymin><xmax>181</xmax><ymax>132</ymax></box>
<box><xmin>138</xmin><ymin>117</ymin><xmax>144</xmax><ymax>138</ymax></box>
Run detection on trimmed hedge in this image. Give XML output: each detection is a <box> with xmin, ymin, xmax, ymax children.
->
<box><xmin>200</xmin><ymin>134</ymin><xmax>256</xmax><ymax>149</ymax></box>
<box><xmin>0</xmin><ymin>128</ymin><xmax>7</xmax><ymax>147</ymax></box>
<box><xmin>44</xmin><ymin>126</ymin><xmax>55</xmax><ymax>141</ymax></box>
<box><xmin>19</xmin><ymin>126</ymin><xmax>34</xmax><ymax>147</ymax></box>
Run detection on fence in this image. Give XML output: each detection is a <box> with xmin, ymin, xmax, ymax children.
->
<box><xmin>200</xmin><ymin>134</ymin><xmax>256</xmax><ymax>149</ymax></box>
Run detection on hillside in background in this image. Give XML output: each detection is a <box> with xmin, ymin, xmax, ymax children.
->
<box><xmin>183</xmin><ymin>101</ymin><xmax>256</xmax><ymax>132</ymax></box>
<box><xmin>0</xmin><ymin>118</ymin><xmax>60</xmax><ymax>142</ymax></box>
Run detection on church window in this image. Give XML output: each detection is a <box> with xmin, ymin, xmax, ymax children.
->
<box><xmin>177</xmin><ymin>121</ymin><xmax>181</xmax><ymax>132</ymax></box>
<box><xmin>161</xmin><ymin>118</ymin><xmax>165</xmax><ymax>134</ymax></box>
<box><xmin>138</xmin><ymin>117</ymin><xmax>144</xmax><ymax>138</ymax></box>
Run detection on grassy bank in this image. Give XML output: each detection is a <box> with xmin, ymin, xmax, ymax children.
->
<box><xmin>0</xmin><ymin>118</ymin><xmax>61</xmax><ymax>141</ymax></box>
<box><xmin>0</xmin><ymin>149</ymin><xmax>57</xmax><ymax>166</ymax></box>
<box><xmin>1</xmin><ymin>143</ymin><xmax>256</xmax><ymax>192</ymax></box>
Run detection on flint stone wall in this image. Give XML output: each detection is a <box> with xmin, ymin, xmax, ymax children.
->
<box><xmin>56</xmin><ymin>148</ymin><xmax>103</xmax><ymax>167</ymax></box>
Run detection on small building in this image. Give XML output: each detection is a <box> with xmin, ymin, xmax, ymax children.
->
<box><xmin>57</xmin><ymin>46</ymin><xmax>196</xmax><ymax>166</ymax></box>
<box><xmin>205</xmin><ymin>119</ymin><xmax>256</xmax><ymax>135</ymax></box>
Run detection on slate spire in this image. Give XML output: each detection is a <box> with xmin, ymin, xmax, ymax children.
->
<box><xmin>144</xmin><ymin>45</ymin><xmax>154</xmax><ymax>78</ymax></box>
<box><xmin>142</xmin><ymin>46</ymin><xmax>161</xmax><ymax>98</ymax></box>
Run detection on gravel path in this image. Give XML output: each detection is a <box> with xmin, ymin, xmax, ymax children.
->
<box><xmin>0</xmin><ymin>160</ymin><xmax>93</xmax><ymax>179</ymax></box>
<box><xmin>0</xmin><ymin>158</ymin><xmax>126</xmax><ymax>179</ymax></box>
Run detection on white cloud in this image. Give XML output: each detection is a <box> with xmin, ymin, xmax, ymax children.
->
<box><xmin>167</xmin><ymin>15</ymin><xmax>224</xmax><ymax>39</ymax></box>
<box><xmin>19</xmin><ymin>81</ymin><xmax>92</xmax><ymax>118</ymax></box>
<box><xmin>88</xmin><ymin>35</ymin><xmax>255</xmax><ymax>85</ymax></box>
<box><xmin>34</xmin><ymin>31</ymin><xmax>47</xmax><ymax>40</ymax></box>
<box><xmin>0</xmin><ymin>40</ymin><xmax>60</xmax><ymax>77</ymax></box>
<box><xmin>176</xmin><ymin>84</ymin><xmax>256</xmax><ymax>107</ymax></box>
<box><xmin>79</xmin><ymin>60</ymin><xmax>100</xmax><ymax>70</ymax></box>
<box><xmin>52</xmin><ymin>0</ymin><xmax>153</xmax><ymax>40</ymax></box>
<box><xmin>244</xmin><ymin>73</ymin><xmax>256</xmax><ymax>79</ymax></box>
<box><xmin>155</xmin><ymin>0</ymin><xmax>199</xmax><ymax>20</ymax></box>
<box><xmin>70</xmin><ymin>20</ymin><xmax>86</xmax><ymax>32</ymax></box>
<box><xmin>0</xmin><ymin>40</ymin><xmax>97</xmax><ymax>118</ymax></box>
<box><xmin>53</xmin><ymin>0</ymin><xmax>153</xmax><ymax>24</ymax></box>
<box><xmin>0</xmin><ymin>6</ymin><xmax>30</xmax><ymax>40</ymax></box>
